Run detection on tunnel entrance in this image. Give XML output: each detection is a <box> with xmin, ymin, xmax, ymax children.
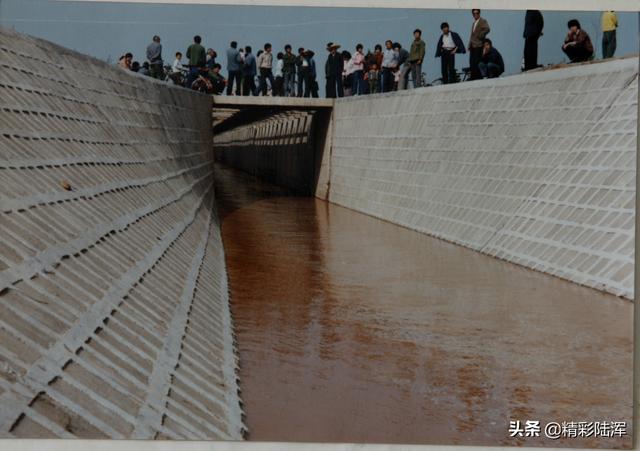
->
<box><xmin>212</xmin><ymin>97</ymin><xmax>333</xmax><ymax>196</ymax></box>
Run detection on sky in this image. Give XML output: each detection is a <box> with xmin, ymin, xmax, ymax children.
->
<box><xmin>0</xmin><ymin>1</ymin><xmax>638</xmax><ymax>95</ymax></box>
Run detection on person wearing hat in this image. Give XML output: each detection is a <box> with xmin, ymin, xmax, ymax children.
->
<box><xmin>325</xmin><ymin>42</ymin><xmax>344</xmax><ymax>98</ymax></box>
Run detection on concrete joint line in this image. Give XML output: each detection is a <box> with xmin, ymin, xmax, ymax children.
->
<box><xmin>0</xmin><ymin>79</ymin><xmax>194</xmax><ymax>118</ymax></box>
<box><xmin>0</xmin><ymin>103</ymin><xmax>203</xmax><ymax>134</ymax></box>
<box><xmin>0</xmin><ymin>127</ymin><xmax>207</xmax><ymax>146</ymax></box>
<box><xmin>0</xmin><ymin>171</ymin><xmax>211</xmax><ymax>290</ymax></box>
<box><xmin>0</xmin><ymin>150</ymin><xmax>207</xmax><ymax>170</ymax></box>
<box><xmin>0</xmin><ymin>183</ymin><xmax>213</xmax><ymax>434</ymax></box>
<box><xmin>0</xmin><ymin>159</ymin><xmax>211</xmax><ymax>212</ymax></box>
<box><xmin>0</xmin><ymin>69</ymin><xmax>194</xmax><ymax>118</ymax></box>
<box><xmin>131</xmin><ymin>213</ymin><xmax>212</xmax><ymax>439</ymax></box>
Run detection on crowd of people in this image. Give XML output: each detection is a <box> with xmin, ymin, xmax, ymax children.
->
<box><xmin>117</xmin><ymin>10</ymin><xmax>620</xmax><ymax>98</ymax></box>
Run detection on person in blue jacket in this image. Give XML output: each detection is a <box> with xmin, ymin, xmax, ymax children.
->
<box><xmin>242</xmin><ymin>46</ymin><xmax>258</xmax><ymax>96</ymax></box>
<box><xmin>435</xmin><ymin>22</ymin><xmax>466</xmax><ymax>84</ymax></box>
<box><xmin>478</xmin><ymin>39</ymin><xmax>504</xmax><ymax>78</ymax></box>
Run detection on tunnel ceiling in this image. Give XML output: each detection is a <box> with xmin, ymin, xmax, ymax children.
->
<box><xmin>211</xmin><ymin>96</ymin><xmax>333</xmax><ymax>134</ymax></box>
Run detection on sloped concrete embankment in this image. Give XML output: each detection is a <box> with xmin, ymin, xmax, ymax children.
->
<box><xmin>0</xmin><ymin>28</ymin><xmax>244</xmax><ymax>439</ymax></box>
<box><xmin>326</xmin><ymin>58</ymin><xmax>638</xmax><ymax>300</ymax></box>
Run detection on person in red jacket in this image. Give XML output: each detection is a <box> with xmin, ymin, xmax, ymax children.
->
<box><xmin>562</xmin><ymin>19</ymin><xmax>594</xmax><ymax>63</ymax></box>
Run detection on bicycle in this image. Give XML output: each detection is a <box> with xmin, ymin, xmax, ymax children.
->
<box><xmin>425</xmin><ymin>67</ymin><xmax>472</xmax><ymax>86</ymax></box>
<box><xmin>163</xmin><ymin>64</ymin><xmax>189</xmax><ymax>87</ymax></box>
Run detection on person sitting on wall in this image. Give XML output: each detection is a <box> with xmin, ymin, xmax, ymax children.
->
<box><xmin>562</xmin><ymin>19</ymin><xmax>594</xmax><ymax>63</ymax></box>
<box><xmin>478</xmin><ymin>38</ymin><xmax>504</xmax><ymax>79</ymax></box>
<box><xmin>139</xmin><ymin>61</ymin><xmax>151</xmax><ymax>76</ymax></box>
<box><xmin>118</xmin><ymin>52</ymin><xmax>133</xmax><ymax>70</ymax></box>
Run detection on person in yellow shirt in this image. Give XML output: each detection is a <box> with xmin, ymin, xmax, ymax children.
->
<box><xmin>601</xmin><ymin>11</ymin><xmax>618</xmax><ymax>59</ymax></box>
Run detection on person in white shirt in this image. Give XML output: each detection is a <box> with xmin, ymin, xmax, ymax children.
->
<box><xmin>351</xmin><ymin>44</ymin><xmax>365</xmax><ymax>95</ymax></box>
<box><xmin>342</xmin><ymin>51</ymin><xmax>355</xmax><ymax>96</ymax></box>
<box><xmin>435</xmin><ymin>22</ymin><xmax>466</xmax><ymax>84</ymax></box>
<box><xmin>273</xmin><ymin>52</ymin><xmax>284</xmax><ymax>96</ymax></box>
<box><xmin>172</xmin><ymin>52</ymin><xmax>184</xmax><ymax>73</ymax></box>
<box><xmin>381</xmin><ymin>40</ymin><xmax>398</xmax><ymax>92</ymax></box>
<box><xmin>256</xmin><ymin>43</ymin><xmax>275</xmax><ymax>96</ymax></box>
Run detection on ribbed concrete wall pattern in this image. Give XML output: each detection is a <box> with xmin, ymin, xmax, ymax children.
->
<box><xmin>0</xmin><ymin>28</ymin><xmax>244</xmax><ymax>439</ymax></box>
<box><xmin>329</xmin><ymin>58</ymin><xmax>638</xmax><ymax>299</ymax></box>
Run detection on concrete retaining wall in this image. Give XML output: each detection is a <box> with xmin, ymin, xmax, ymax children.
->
<box><xmin>0</xmin><ymin>28</ymin><xmax>244</xmax><ymax>439</ymax></box>
<box><xmin>327</xmin><ymin>58</ymin><xmax>638</xmax><ymax>299</ymax></box>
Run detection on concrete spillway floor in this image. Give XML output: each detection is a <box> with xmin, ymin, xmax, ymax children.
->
<box><xmin>214</xmin><ymin>164</ymin><xmax>633</xmax><ymax>448</ymax></box>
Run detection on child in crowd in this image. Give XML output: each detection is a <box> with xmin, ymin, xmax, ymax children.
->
<box><xmin>172</xmin><ymin>52</ymin><xmax>184</xmax><ymax>73</ymax></box>
<box><xmin>367</xmin><ymin>62</ymin><xmax>379</xmax><ymax>94</ymax></box>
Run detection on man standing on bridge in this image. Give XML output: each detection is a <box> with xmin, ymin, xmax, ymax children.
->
<box><xmin>186</xmin><ymin>35</ymin><xmax>206</xmax><ymax>89</ymax></box>
<box><xmin>468</xmin><ymin>9</ymin><xmax>490</xmax><ymax>80</ymax></box>
<box><xmin>325</xmin><ymin>42</ymin><xmax>343</xmax><ymax>98</ymax></box>
<box><xmin>296</xmin><ymin>47</ymin><xmax>306</xmax><ymax>97</ymax></box>
<box><xmin>242</xmin><ymin>46</ymin><xmax>258</xmax><ymax>96</ymax></box>
<box><xmin>146</xmin><ymin>35</ymin><xmax>163</xmax><ymax>79</ymax></box>
<box><xmin>303</xmin><ymin>50</ymin><xmax>319</xmax><ymax>98</ymax></box>
<box><xmin>226</xmin><ymin>41</ymin><xmax>242</xmax><ymax>96</ymax></box>
<box><xmin>257</xmin><ymin>43</ymin><xmax>275</xmax><ymax>96</ymax></box>
<box><xmin>380</xmin><ymin>40</ymin><xmax>398</xmax><ymax>92</ymax></box>
<box><xmin>400</xmin><ymin>29</ymin><xmax>426</xmax><ymax>89</ymax></box>
<box><xmin>283</xmin><ymin>45</ymin><xmax>297</xmax><ymax>97</ymax></box>
<box><xmin>435</xmin><ymin>22</ymin><xmax>465</xmax><ymax>84</ymax></box>
<box><xmin>523</xmin><ymin>10</ymin><xmax>544</xmax><ymax>71</ymax></box>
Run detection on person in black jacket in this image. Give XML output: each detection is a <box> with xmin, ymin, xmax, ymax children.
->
<box><xmin>435</xmin><ymin>22</ymin><xmax>466</xmax><ymax>84</ymax></box>
<box><xmin>325</xmin><ymin>42</ymin><xmax>344</xmax><ymax>98</ymax></box>
<box><xmin>478</xmin><ymin>39</ymin><xmax>504</xmax><ymax>78</ymax></box>
<box><xmin>523</xmin><ymin>10</ymin><xmax>544</xmax><ymax>71</ymax></box>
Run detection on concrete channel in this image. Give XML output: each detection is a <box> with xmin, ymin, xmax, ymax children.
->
<box><xmin>0</xmin><ymin>27</ymin><xmax>638</xmax><ymax>447</ymax></box>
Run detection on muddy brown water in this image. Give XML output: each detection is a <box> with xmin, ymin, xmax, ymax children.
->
<box><xmin>214</xmin><ymin>164</ymin><xmax>633</xmax><ymax>448</ymax></box>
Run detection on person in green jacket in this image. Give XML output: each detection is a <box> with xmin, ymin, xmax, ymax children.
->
<box><xmin>186</xmin><ymin>35</ymin><xmax>206</xmax><ymax>89</ymax></box>
<box><xmin>399</xmin><ymin>29</ymin><xmax>426</xmax><ymax>89</ymax></box>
